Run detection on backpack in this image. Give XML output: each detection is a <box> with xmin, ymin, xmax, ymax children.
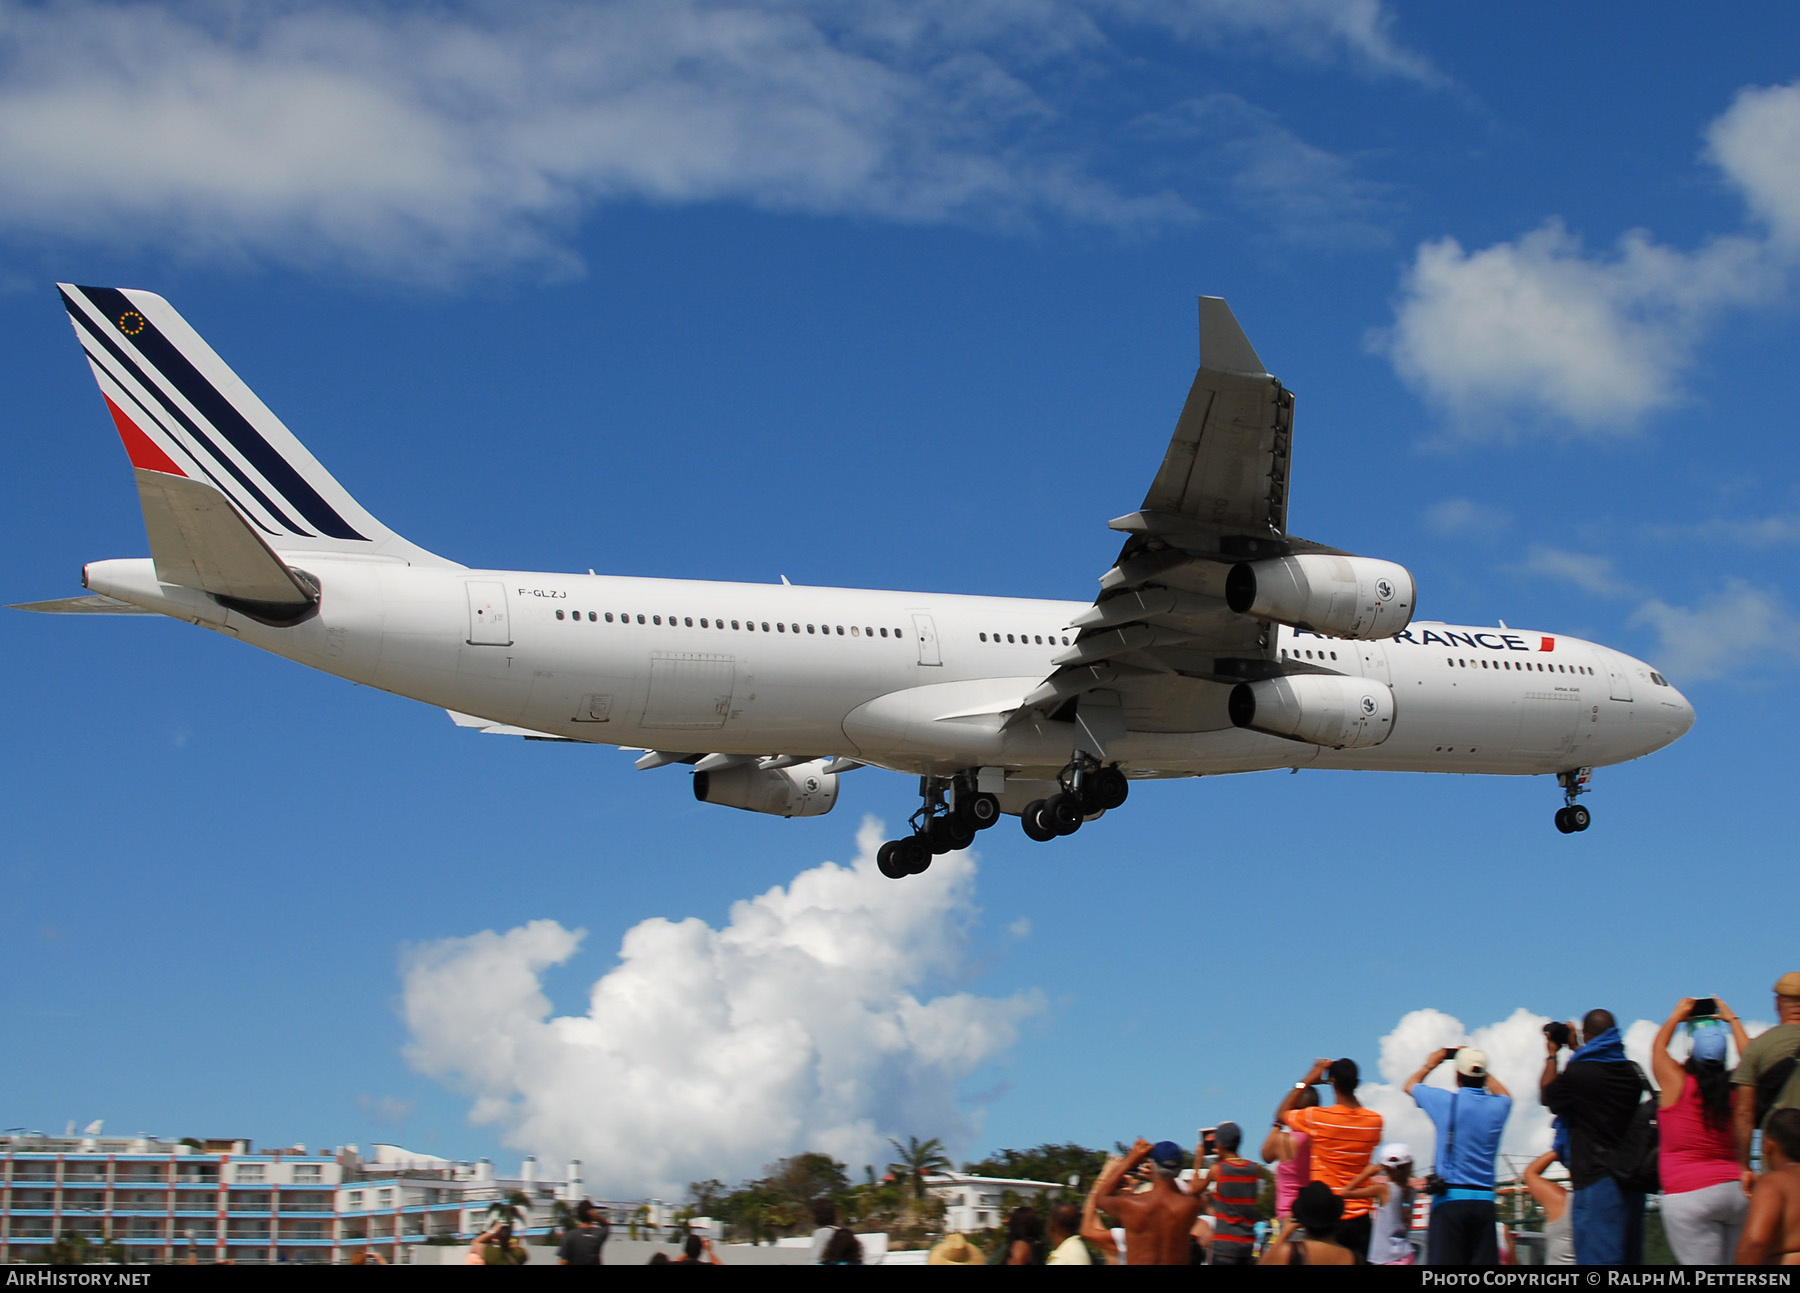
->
<box><xmin>1754</xmin><ymin>1049</ymin><xmax>1800</xmax><ymax>1126</ymax></box>
<box><xmin>1608</xmin><ymin>1063</ymin><xmax>1660</xmax><ymax>1194</ymax></box>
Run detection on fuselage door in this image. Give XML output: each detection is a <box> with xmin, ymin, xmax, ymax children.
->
<box><xmin>1602</xmin><ymin>649</ymin><xmax>1634</xmax><ymax>701</ymax></box>
<box><xmin>466</xmin><ymin>581</ymin><xmax>512</xmax><ymax>646</ymax></box>
<box><xmin>912</xmin><ymin>613</ymin><xmax>942</xmax><ymax>667</ymax></box>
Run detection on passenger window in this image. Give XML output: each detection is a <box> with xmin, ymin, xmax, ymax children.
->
<box><xmin>836</xmin><ymin>626</ymin><xmax>845</xmax><ymax>635</ymax></box>
<box><xmin>792</xmin><ymin>624</ymin><xmax>801</xmax><ymax>634</ymax></box>
<box><xmin>807</xmin><ymin>624</ymin><xmax>815</xmax><ymax>634</ymax></box>
<box><xmin>1330</xmin><ymin>652</ymin><xmax>1337</xmax><ymax>660</ymax></box>
<box><xmin>1007</xmin><ymin>634</ymin><xmax>1015</xmax><ymax>643</ymax></box>
<box><xmin>980</xmin><ymin>633</ymin><xmax>987</xmax><ymax>642</ymax></box>
<box><xmin>777</xmin><ymin>622</ymin><xmax>786</xmax><ymax>632</ymax></box>
<box><xmin>851</xmin><ymin>626</ymin><xmax>860</xmax><ymax>636</ymax></box>
<box><xmin>699</xmin><ymin>618</ymin><xmax>708</xmax><ymax>628</ymax></box>
<box><xmin>653</xmin><ymin>615</ymin><xmax>661</xmax><ymax>625</ymax></box>
<box><xmin>636</xmin><ymin>614</ymin><xmax>645</xmax><ymax>624</ymax></box>
<box><xmin>588</xmin><ymin>612</ymin><xmax>596</xmax><ymax>622</ymax></box>
<box><xmin>864</xmin><ymin>627</ymin><xmax>873</xmax><ymax>637</ymax></box>
<box><xmin>1062</xmin><ymin>636</ymin><xmax>1069</xmax><ymax>645</ymax></box>
<box><xmin>895</xmin><ymin>628</ymin><xmax>903</xmax><ymax>638</ymax></box>
<box><xmin>605</xmin><ymin>613</ymin><xmax>613</xmax><ymax>623</ymax></box>
<box><xmin>556</xmin><ymin>609</ymin><xmax>565</xmax><ymax>620</ymax></box>
<box><xmin>879</xmin><ymin>628</ymin><xmax>888</xmax><ymax>637</ymax></box>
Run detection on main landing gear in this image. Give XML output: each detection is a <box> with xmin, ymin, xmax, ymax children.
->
<box><xmin>877</xmin><ymin>774</ymin><xmax>1003</xmax><ymax>880</ymax></box>
<box><xmin>1021</xmin><ymin>756</ymin><xmax>1129</xmax><ymax>844</ymax></box>
<box><xmin>1553</xmin><ymin>767</ymin><xmax>1593</xmax><ymax>834</ymax></box>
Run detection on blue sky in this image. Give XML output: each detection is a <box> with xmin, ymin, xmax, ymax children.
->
<box><xmin>3</xmin><ymin>2</ymin><xmax>1797</xmax><ymax>1194</ymax></box>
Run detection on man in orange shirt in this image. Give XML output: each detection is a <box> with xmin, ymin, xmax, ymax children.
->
<box><xmin>1278</xmin><ymin>1057</ymin><xmax>1385</xmax><ymax>1260</ymax></box>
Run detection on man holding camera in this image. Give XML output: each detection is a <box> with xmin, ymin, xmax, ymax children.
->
<box><xmin>1735</xmin><ymin>971</ymin><xmax>1800</xmax><ymax>1190</ymax></box>
<box><xmin>1541</xmin><ymin>1010</ymin><xmax>1647</xmax><ymax>1265</ymax></box>
<box><xmin>1404</xmin><ymin>1047</ymin><xmax>1512</xmax><ymax>1264</ymax></box>
<box><xmin>1279</xmin><ymin>1058</ymin><xmax>1384</xmax><ymax>1258</ymax></box>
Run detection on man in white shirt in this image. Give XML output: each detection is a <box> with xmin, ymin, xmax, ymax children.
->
<box><xmin>1045</xmin><ymin>1203</ymin><xmax>1091</xmax><ymax>1264</ymax></box>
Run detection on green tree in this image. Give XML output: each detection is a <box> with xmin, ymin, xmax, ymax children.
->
<box><xmin>687</xmin><ymin>1179</ymin><xmax>729</xmax><ymax>1216</ymax></box>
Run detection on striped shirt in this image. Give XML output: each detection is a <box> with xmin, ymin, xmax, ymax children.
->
<box><xmin>1209</xmin><ymin>1157</ymin><xmax>1262</xmax><ymax>1246</ymax></box>
<box><xmin>1285</xmin><ymin>1103</ymin><xmax>1384</xmax><ymax>1218</ymax></box>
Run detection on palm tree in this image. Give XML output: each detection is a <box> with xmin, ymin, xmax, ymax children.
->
<box><xmin>484</xmin><ymin>1188</ymin><xmax>531</xmax><ymax>1231</ymax></box>
<box><xmin>886</xmin><ymin>1136</ymin><xmax>951</xmax><ymax>1201</ymax></box>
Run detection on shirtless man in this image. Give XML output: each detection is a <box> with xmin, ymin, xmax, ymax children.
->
<box><xmin>1091</xmin><ymin>1138</ymin><xmax>1202</xmax><ymax>1265</ymax></box>
<box><xmin>1738</xmin><ymin>1108</ymin><xmax>1800</xmax><ymax>1265</ymax></box>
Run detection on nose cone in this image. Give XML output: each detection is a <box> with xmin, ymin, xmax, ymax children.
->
<box><xmin>1668</xmin><ymin>685</ymin><xmax>1696</xmax><ymax>740</ymax></box>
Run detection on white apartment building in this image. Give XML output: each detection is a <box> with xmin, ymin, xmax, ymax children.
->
<box><xmin>924</xmin><ymin>1171</ymin><xmax>1065</xmax><ymax>1234</ymax></box>
<box><xmin>0</xmin><ymin>1132</ymin><xmax>634</xmax><ymax>1265</ymax></box>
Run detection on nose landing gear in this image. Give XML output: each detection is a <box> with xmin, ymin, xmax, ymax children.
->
<box><xmin>1553</xmin><ymin>767</ymin><xmax>1593</xmax><ymax>833</ymax></box>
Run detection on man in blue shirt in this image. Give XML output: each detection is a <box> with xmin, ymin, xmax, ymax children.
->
<box><xmin>1405</xmin><ymin>1047</ymin><xmax>1513</xmax><ymax>1264</ymax></box>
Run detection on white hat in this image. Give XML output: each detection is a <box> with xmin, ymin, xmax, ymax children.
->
<box><xmin>1378</xmin><ymin>1143</ymin><xmax>1413</xmax><ymax>1168</ymax></box>
<box><xmin>1454</xmin><ymin>1048</ymin><xmax>1489</xmax><ymax>1079</ymax></box>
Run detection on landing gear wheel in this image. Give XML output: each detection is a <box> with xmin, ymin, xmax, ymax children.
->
<box><xmin>1022</xmin><ymin>800</ymin><xmax>1057</xmax><ymax>842</ymax></box>
<box><xmin>1046</xmin><ymin>793</ymin><xmax>1084</xmax><ymax>836</ymax></box>
<box><xmin>1568</xmin><ymin>804</ymin><xmax>1591</xmax><ymax>832</ymax></box>
<box><xmin>1091</xmin><ymin>767</ymin><xmax>1129</xmax><ymax>812</ymax></box>
<box><xmin>1554</xmin><ymin>807</ymin><xmax>1574</xmax><ymax>834</ymax></box>
<box><xmin>944</xmin><ymin>815</ymin><xmax>976</xmax><ymax>851</ymax></box>
<box><xmin>877</xmin><ymin>840</ymin><xmax>908</xmax><ymax>878</ymax></box>
<box><xmin>926</xmin><ymin>817</ymin><xmax>956</xmax><ymax>855</ymax></box>
<box><xmin>899</xmin><ymin>835</ymin><xmax>932</xmax><ymax>874</ymax></box>
<box><xmin>956</xmin><ymin>792</ymin><xmax>1001</xmax><ymax>831</ymax></box>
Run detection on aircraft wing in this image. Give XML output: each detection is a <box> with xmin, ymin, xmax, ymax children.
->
<box><xmin>1017</xmin><ymin>297</ymin><xmax>1300</xmax><ymax>736</ymax></box>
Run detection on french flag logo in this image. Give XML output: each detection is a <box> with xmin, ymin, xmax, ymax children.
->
<box><xmin>1539</xmin><ymin>636</ymin><xmax>1556</xmax><ymax>652</ymax></box>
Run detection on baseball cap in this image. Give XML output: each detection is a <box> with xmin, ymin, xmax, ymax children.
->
<box><xmin>1378</xmin><ymin>1143</ymin><xmax>1413</xmax><ymax>1168</ymax></box>
<box><xmin>1454</xmin><ymin>1048</ymin><xmax>1489</xmax><ymax>1079</ymax></box>
<box><xmin>1775</xmin><ymin>972</ymin><xmax>1800</xmax><ymax>998</ymax></box>
<box><xmin>1691</xmin><ymin>1024</ymin><xmax>1729</xmax><ymax>1064</ymax></box>
<box><xmin>1213</xmin><ymin>1122</ymin><xmax>1242</xmax><ymax>1152</ymax></box>
<box><xmin>1149</xmin><ymin>1141</ymin><xmax>1184</xmax><ymax>1171</ymax></box>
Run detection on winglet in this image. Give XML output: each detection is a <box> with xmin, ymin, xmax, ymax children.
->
<box><xmin>1198</xmin><ymin>297</ymin><xmax>1267</xmax><ymax>377</ymax></box>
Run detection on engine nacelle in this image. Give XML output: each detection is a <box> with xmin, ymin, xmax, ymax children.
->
<box><xmin>1225</xmin><ymin>554</ymin><xmax>1414</xmax><ymax>640</ymax></box>
<box><xmin>693</xmin><ymin>760</ymin><xmax>839</xmax><ymax>817</ymax></box>
<box><xmin>1228</xmin><ymin>674</ymin><xmax>1395</xmax><ymax>750</ymax></box>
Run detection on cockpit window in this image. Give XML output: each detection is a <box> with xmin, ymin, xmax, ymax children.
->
<box><xmin>1650</xmin><ymin>671</ymin><xmax>1668</xmax><ymax>686</ymax></box>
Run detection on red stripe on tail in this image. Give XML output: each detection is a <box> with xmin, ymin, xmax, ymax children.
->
<box><xmin>103</xmin><ymin>394</ymin><xmax>186</xmax><ymax>476</ymax></box>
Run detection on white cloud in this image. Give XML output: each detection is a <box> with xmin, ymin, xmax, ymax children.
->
<box><xmin>1131</xmin><ymin>94</ymin><xmax>1394</xmax><ymax>248</ymax></box>
<box><xmin>1707</xmin><ymin>82</ymin><xmax>1800</xmax><ymax>247</ymax></box>
<box><xmin>1424</xmin><ymin>498</ymin><xmax>1511</xmax><ymax>537</ymax></box>
<box><xmin>1520</xmin><ymin>546</ymin><xmax>1637</xmax><ymax>599</ymax></box>
<box><xmin>1378</xmin><ymin>221</ymin><xmax>1771</xmax><ymax>435</ymax></box>
<box><xmin>1629</xmin><ymin>579</ymin><xmax>1799</xmax><ymax>680</ymax></box>
<box><xmin>1102</xmin><ymin>0</ymin><xmax>1441</xmax><ymax>86</ymax></box>
<box><xmin>0</xmin><ymin>0</ymin><xmax>1433</xmax><ymax>281</ymax></box>
<box><xmin>1379</xmin><ymin>78</ymin><xmax>1800</xmax><ymax>438</ymax></box>
<box><xmin>399</xmin><ymin>817</ymin><xmax>1040</xmax><ymax>1198</ymax></box>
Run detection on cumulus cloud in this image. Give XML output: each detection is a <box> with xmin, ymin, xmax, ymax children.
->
<box><xmin>399</xmin><ymin>817</ymin><xmax>1040</xmax><ymax>1198</ymax></box>
<box><xmin>0</xmin><ymin>0</ymin><xmax>1433</xmax><ymax>280</ymax></box>
<box><xmin>1378</xmin><ymin>78</ymin><xmax>1800</xmax><ymax>437</ymax></box>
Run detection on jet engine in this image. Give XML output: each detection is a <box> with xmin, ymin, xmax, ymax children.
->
<box><xmin>693</xmin><ymin>759</ymin><xmax>839</xmax><ymax>817</ymax></box>
<box><xmin>1228</xmin><ymin>674</ymin><xmax>1395</xmax><ymax>750</ymax></box>
<box><xmin>1225</xmin><ymin>554</ymin><xmax>1414</xmax><ymax>640</ymax></box>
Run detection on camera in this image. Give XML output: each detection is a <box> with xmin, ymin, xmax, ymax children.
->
<box><xmin>1445</xmin><ymin>1047</ymin><xmax>1461</xmax><ymax>1061</ymax></box>
<box><xmin>1545</xmin><ymin>1021</ymin><xmax>1573</xmax><ymax>1047</ymax></box>
<box><xmin>1689</xmin><ymin>998</ymin><xmax>1718</xmax><ymax>1020</ymax></box>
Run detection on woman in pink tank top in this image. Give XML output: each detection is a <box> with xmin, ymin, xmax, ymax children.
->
<box><xmin>1263</xmin><ymin>1086</ymin><xmax>1319</xmax><ymax>1218</ymax></box>
<box><xmin>1652</xmin><ymin>997</ymin><xmax>1753</xmax><ymax>1265</ymax></box>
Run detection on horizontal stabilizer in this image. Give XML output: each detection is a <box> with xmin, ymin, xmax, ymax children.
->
<box><xmin>137</xmin><ymin>469</ymin><xmax>317</xmax><ymax>606</ymax></box>
<box><xmin>445</xmin><ymin>709</ymin><xmax>573</xmax><ymax>741</ymax></box>
<box><xmin>10</xmin><ymin>593</ymin><xmax>158</xmax><ymax>614</ymax></box>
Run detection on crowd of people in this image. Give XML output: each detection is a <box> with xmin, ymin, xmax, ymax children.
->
<box><xmin>964</xmin><ymin>971</ymin><xmax>1800</xmax><ymax>1267</ymax></box>
<box><xmin>456</xmin><ymin>971</ymin><xmax>1800</xmax><ymax>1267</ymax></box>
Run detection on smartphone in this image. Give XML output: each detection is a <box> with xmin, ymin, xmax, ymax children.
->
<box><xmin>1445</xmin><ymin>1047</ymin><xmax>1461</xmax><ymax>1060</ymax></box>
<box><xmin>1689</xmin><ymin>998</ymin><xmax>1718</xmax><ymax>1020</ymax></box>
<box><xmin>1200</xmin><ymin>1126</ymin><xmax>1217</xmax><ymax>1156</ymax></box>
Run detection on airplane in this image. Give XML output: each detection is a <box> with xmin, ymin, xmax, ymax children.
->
<box><xmin>16</xmin><ymin>285</ymin><xmax>1695</xmax><ymax>879</ymax></box>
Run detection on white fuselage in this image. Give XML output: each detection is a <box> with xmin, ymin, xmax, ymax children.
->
<box><xmin>83</xmin><ymin>556</ymin><xmax>1696</xmax><ymax>787</ymax></box>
